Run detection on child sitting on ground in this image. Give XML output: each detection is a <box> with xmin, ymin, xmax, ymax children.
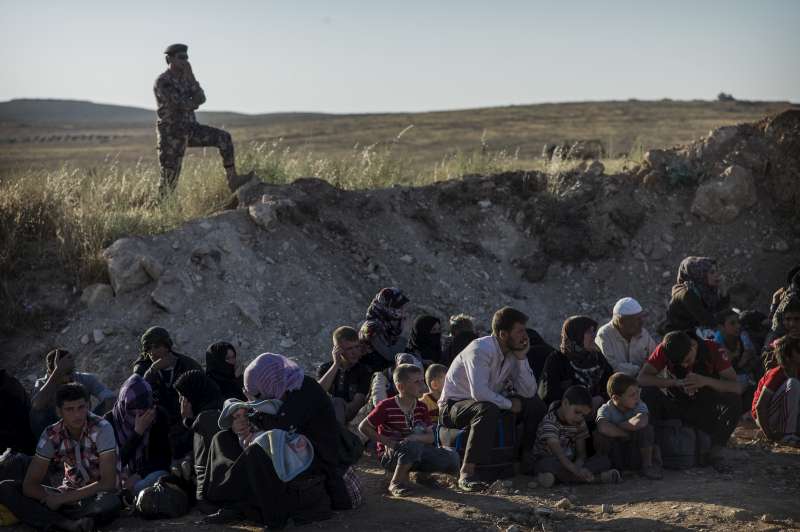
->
<box><xmin>532</xmin><ymin>385</ymin><xmax>620</xmax><ymax>487</ymax></box>
<box><xmin>595</xmin><ymin>372</ymin><xmax>662</xmax><ymax>479</ymax></box>
<box><xmin>421</xmin><ymin>364</ymin><xmax>447</xmax><ymax>419</ymax></box>
<box><xmin>752</xmin><ymin>335</ymin><xmax>800</xmax><ymax>447</ymax></box>
<box><xmin>714</xmin><ymin>309</ymin><xmax>759</xmax><ymax>387</ymax></box>
<box><xmin>359</xmin><ymin>364</ymin><xmax>460</xmax><ymax>497</ymax></box>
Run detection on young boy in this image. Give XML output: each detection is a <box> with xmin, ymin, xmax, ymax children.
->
<box><xmin>532</xmin><ymin>385</ymin><xmax>620</xmax><ymax>487</ymax></box>
<box><xmin>0</xmin><ymin>383</ymin><xmax>121</xmax><ymax>532</ymax></box>
<box><xmin>421</xmin><ymin>364</ymin><xmax>447</xmax><ymax>419</ymax></box>
<box><xmin>595</xmin><ymin>372</ymin><xmax>662</xmax><ymax>479</ymax></box>
<box><xmin>714</xmin><ymin>310</ymin><xmax>758</xmax><ymax>385</ymax></box>
<box><xmin>359</xmin><ymin>364</ymin><xmax>460</xmax><ymax>497</ymax></box>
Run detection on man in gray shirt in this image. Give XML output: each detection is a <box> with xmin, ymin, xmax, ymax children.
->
<box><xmin>30</xmin><ymin>349</ymin><xmax>116</xmax><ymax>438</ymax></box>
<box><xmin>439</xmin><ymin>307</ymin><xmax>547</xmax><ymax>491</ymax></box>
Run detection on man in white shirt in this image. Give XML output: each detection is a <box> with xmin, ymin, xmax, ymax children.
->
<box><xmin>439</xmin><ymin>307</ymin><xmax>546</xmax><ymax>491</ymax></box>
<box><xmin>596</xmin><ymin>297</ymin><xmax>657</xmax><ymax>377</ymax></box>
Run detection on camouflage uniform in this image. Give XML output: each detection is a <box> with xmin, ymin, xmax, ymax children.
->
<box><xmin>154</xmin><ymin>70</ymin><xmax>235</xmax><ymax>194</ymax></box>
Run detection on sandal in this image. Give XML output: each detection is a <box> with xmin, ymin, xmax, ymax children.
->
<box><xmin>388</xmin><ymin>483</ymin><xmax>413</xmax><ymax>497</ymax></box>
<box><xmin>600</xmin><ymin>469</ymin><xmax>622</xmax><ymax>484</ymax></box>
<box><xmin>458</xmin><ymin>476</ymin><xmax>488</xmax><ymax>492</ymax></box>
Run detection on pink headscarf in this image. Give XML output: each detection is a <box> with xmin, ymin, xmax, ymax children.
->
<box><xmin>243</xmin><ymin>353</ymin><xmax>305</xmax><ymax>399</ymax></box>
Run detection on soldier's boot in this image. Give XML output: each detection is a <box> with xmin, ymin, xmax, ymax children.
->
<box><xmin>225</xmin><ymin>166</ymin><xmax>256</xmax><ymax>192</ymax></box>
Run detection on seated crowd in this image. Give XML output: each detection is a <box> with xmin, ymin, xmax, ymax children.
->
<box><xmin>0</xmin><ymin>257</ymin><xmax>799</xmax><ymax>530</ymax></box>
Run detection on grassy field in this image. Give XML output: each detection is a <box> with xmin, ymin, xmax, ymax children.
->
<box><xmin>0</xmin><ymin>98</ymin><xmax>795</xmax><ymax>311</ymax></box>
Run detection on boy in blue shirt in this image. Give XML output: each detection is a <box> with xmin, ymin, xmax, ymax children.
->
<box><xmin>595</xmin><ymin>372</ymin><xmax>662</xmax><ymax>479</ymax></box>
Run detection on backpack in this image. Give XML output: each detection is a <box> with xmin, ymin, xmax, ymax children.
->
<box><xmin>135</xmin><ymin>477</ymin><xmax>189</xmax><ymax>519</ymax></box>
<box><xmin>654</xmin><ymin>419</ymin><xmax>712</xmax><ymax>469</ymax></box>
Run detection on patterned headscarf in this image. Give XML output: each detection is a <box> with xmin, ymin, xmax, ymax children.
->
<box><xmin>676</xmin><ymin>256</ymin><xmax>720</xmax><ymax>311</ymax></box>
<box><xmin>111</xmin><ymin>374</ymin><xmax>153</xmax><ymax>474</ymax></box>
<box><xmin>362</xmin><ymin>287</ymin><xmax>409</xmax><ymax>344</ymax></box>
<box><xmin>560</xmin><ymin>316</ymin><xmax>605</xmax><ymax>394</ymax></box>
<box><xmin>243</xmin><ymin>353</ymin><xmax>305</xmax><ymax>400</ymax></box>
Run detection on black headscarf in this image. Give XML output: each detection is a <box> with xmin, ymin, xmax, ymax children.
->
<box><xmin>559</xmin><ymin>316</ymin><xmax>606</xmax><ymax>392</ymax></box>
<box><xmin>406</xmin><ymin>315</ymin><xmax>443</xmax><ymax>363</ymax></box>
<box><xmin>205</xmin><ymin>342</ymin><xmax>246</xmax><ymax>401</ymax></box>
<box><xmin>174</xmin><ymin>370</ymin><xmax>223</xmax><ymax>414</ymax></box>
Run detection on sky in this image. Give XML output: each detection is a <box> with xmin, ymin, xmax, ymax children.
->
<box><xmin>1</xmin><ymin>0</ymin><xmax>798</xmax><ymax>114</ymax></box>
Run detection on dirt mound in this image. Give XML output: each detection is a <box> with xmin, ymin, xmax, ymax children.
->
<box><xmin>4</xmin><ymin>111</ymin><xmax>799</xmax><ymax>390</ymax></box>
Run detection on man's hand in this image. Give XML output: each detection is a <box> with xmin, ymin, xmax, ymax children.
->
<box><xmin>683</xmin><ymin>372</ymin><xmax>707</xmax><ymax>394</ymax></box>
<box><xmin>149</xmin><ymin>353</ymin><xmax>173</xmax><ymax>372</ymax></box>
<box><xmin>184</xmin><ymin>61</ymin><xmax>196</xmax><ymax>82</ymax></box>
<box><xmin>43</xmin><ymin>491</ymin><xmax>65</xmax><ymax>511</ymax></box>
<box><xmin>331</xmin><ymin>346</ymin><xmax>346</xmax><ymax>368</ymax></box>
<box><xmin>511</xmin><ymin>344</ymin><xmax>530</xmax><ymax>360</ymax></box>
<box><xmin>135</xmin><ymin>407</ymin><xmax>157</xmax><ymax>434</ymax></box>
<box><xmin>510</xmin><ymin>397</ymin><xmax>523</xmax><ymax>414</ymax></box>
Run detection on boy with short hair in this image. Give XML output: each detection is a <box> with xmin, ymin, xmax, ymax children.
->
<box><xmin>595</xmin><ymin>372</ymin><xmax>662</xmax><ymax>479</ymax></box>
<box><xmin>421</xmin><ymin>364</ymin><xmax>447</xmax><ymax>419</ymax></box>
<box><xmin>359</xmin><ymin>364</ymin><xmax>460</xmax><ymax>497</ymax></box>
<box><xmin>752</xmin><ymin>335</ymin><xmax>800</xmax><ymax>446</ymax></box>
<box><xmin>0</xmin><ymin>383</ymin><xmax>121</xmax><ymax>532</ymax></box>
<box><xmin>532</xmin><ymin>385</ymin><xmax>620</xmax><ymax>487</ymax></box>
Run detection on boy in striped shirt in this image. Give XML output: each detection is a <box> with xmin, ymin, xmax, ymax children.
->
<box><xmin>359</xmin><ymin>364</ymin><xmax>460</xmax><ymax>497</ymax></box>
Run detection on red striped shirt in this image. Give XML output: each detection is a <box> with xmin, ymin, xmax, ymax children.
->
<box><xmin>365</xmin><ymin>397</ymin><xmax>431</xmax><ymax>455</ymax></box>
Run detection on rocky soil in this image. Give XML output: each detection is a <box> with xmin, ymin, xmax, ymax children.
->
<box><xmin>2</xmin><ymin>110</ymin><xmax>800</xmax><ymax>531</ymax></box>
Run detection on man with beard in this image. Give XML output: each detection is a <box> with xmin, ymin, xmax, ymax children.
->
<box><xmin>439</xmin><ymin>307</ymin><xmax>546</xmax><ymax>491</ymax></box>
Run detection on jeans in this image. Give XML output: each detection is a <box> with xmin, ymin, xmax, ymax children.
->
<box><xmin>132</xmin><ymin>470</ymin><xmax>169</xmax><ymax>495</ymax></box>
<box><xmin>0</xmin><ymin>480</ymin><xmax>121</xmax><ymax>529</ymax></box>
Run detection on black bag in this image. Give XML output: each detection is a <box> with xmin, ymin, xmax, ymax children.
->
<box><xmin>436</xmin><ymin>410</ymin><xmax>516</xmax><ymax>481</ymax></box>
<box><xmin>135</xmin><ymin>477</ymin><xmax>190</xmax><ymax>519</ymax></box>
<box><xmin>655</xmin><ymin>419</ymin><xmax>712</xmax><ymax>470</ymax></box>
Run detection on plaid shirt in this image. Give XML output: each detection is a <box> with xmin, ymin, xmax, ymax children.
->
<box><xmin>35</xmin><ymin>413</ymin><xmax>118</xmax><ymax>490</ymax></box>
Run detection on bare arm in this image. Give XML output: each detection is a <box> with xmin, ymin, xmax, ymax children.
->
<box><xmin>545</xmin><ymin>437</ymin><xmax>580</xmax><ymax>475</ymax></box>
<box><xmin>317</xmin><ymin>361</ymin><xmax>340</xmax><ymax>393</ymax></box>
<box><xmin>57</xmin><ymin>450</ymin><xmax>117</xmax><ymax>505</ymax></box>
<box><xmin>685</xmin><ymin>368</ymin><xmax>742</xmax><ymax>395</ymax></box>
<box><xmin>21</xmin><ymin>456</ymin><xmax>50</xmax><ymax>502</ymax></box>
<box><xmin>637</xmin><ymin>362</ymin><xmax>680</xmax><ymax>389</ymax></box>
<box><xmin>597</xmin><ymin>419</ymin><xmax>631</xmax><ymax>438</ymax></box>
<box><xmin>754</xmin><ymin>389</ymin><xmax>776</xmax><ymax>439</ymax></box>
<box><xmin>357</xmin><ymin>418</ymin><xmax>397</xmax><ymax>449</ymax></box>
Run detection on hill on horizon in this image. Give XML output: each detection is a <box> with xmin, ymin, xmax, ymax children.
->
<box><xmin>0</xmin><ymin>98</ymin><xmax>331</xmax><ymax>126</ymax></box>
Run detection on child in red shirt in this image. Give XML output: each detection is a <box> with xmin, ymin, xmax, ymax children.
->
<box><xmin>752</xmin><ymin>335</ymin><xmax>800</xmax><ymax>446</ymax></box>
<box><xmin>359</xmin><ymin>364</ymin><xmax>459</xmax><ymax>497</ymax></box>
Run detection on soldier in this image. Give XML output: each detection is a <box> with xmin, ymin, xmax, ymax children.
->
<box><xmin>154</xmin><ymin>43</ymin><xmax>252</xmax><ymax>196</ymax></box>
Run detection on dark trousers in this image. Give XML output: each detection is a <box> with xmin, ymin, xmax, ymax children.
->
<box><xmin>594</xmin><ymin>426</ymin><xmax>655</xmax><ymax>470</ymax></box>
<box><xmin>533</xmin><ymin>454</ymin><xmax>611</xmax><ymax>484</ymax></box>
<box><xmin>0</xmin><ymin>480</ymin><xmax>121</xmax><ymax>529</ymax></box>
<box><xmin>440</xmin><ymin>395</ymin><xmax>546</xmax><ymax>466</ymax></box>
<box><xmin>641</xmin><ymin>386</ymin><xmax>740</xmax><ymax>447</ymax></box>
<box><xmin>157</xmin><ymin>122</ymin><xmax>235</xmax><ymax>194</ymax></box>
<box><xmin>380</xmin><ymin>440</ymin><xmax>460</xmax><ymax>474</ymax></box>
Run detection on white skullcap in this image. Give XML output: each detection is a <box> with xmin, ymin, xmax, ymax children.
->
<box><xmin>613</xmin><ymin>297</ymin><xmax>643</xmax><ymax>317</ymax></box>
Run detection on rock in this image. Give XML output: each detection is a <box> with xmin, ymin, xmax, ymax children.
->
<box><xmin>690</xmin><ymin>165</ymin><xmax>757</xmax><ymax>223</ymax></box>
<box><xmin>534</xmin><ymin>507</ymin><xmax>553</xmax><ymax>517</ymax></box>
<box><xmin>102</xmin><ymin>238</ymin><xmax>162</xmax><ymax>295</ymax></box>
<box><xmin>512</xmin><ymin>254</ymin><xmax>551</xmax><ymax>283</ymax></box>
<box><xmin>150</xmin><ymin>272</ymin><xmax>194</xmax><ymax>314</ymax></box>
<box><xmin>80</xmin><ymin>335</ymin><xmax>90</xmax><ymax>345</ymax></box>
<box><xmin>662</xmin><ymin>232</ymin><xmax>675</xmax><ymax>243</ymax></box>
<box><xmin>280</xmin><ymin>337</ymin><xmax>296</xmax><ymax>348</ymax></box>
<box><xmin>478</xmin><ymin>199</ymin><xmax>492</xmax><ymax>209</ymax></box>
<box><xmin>527</xmin><ymin>481</ymin><xmax>539</xmax><ymax>489</ymax></box>
<box><xmin>600</xmin><ymin>503</ymin><xmax>613</xmax><ymax>514</ymax></box>
<box><xmin>92</xmin><ymin>329</ymin><xmax>104</xmax><ymax>344</ymax></box>
<box><xmin>650</xmin><ymin>245</ymin><xmax>669</xmax><ymax>261</ymax></box>
<box><xmin>501</xmin><ymin>480</ymin><xmax>514</xmax><ymax>488</ymax></box>
<box><xmin>235</xmin><ymin>299</ymin><xmax>263</xmax><ymax>328</ymax></box>
<box><xmin>555</xmin><ymin>498</ymin><xmax>573</xmax><ymax>510</ymax></box>
<box><xmin>504</xmin><ymin>526</ymin><xmax>522</xmax><ymax>532</ymax></box>
<box><xmin>249</xmin><ymin>202</ymin><xmax>278</xmax><ymax>230</ymax></box>
<box><xmin>583</xmin><ymin>160</ymin><xmax>605</xmax><ymax>177</ymax></box>
<box><xmin>769</xmin><ymin>239</ymin><xmax>790</xmax><ymax>253</ymax></box>
<box><xmin>80</xmin><ymin>284</ymin><xmax>114</xmax><ymax>309</ymax></box>
<box><xmin>399</xmin><ymin>254</ymin><xmax>415</xmax><ymax>264</ymax></box>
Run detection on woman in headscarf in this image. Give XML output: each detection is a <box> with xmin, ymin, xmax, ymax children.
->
<box><xmin>538</xmin><ymin>316</ymin><xmax>614</xmax><ymax>409</ymax></box>
<box><xmin>205</xmin><ymin>342</ymin><xmax>246</xmax><ymax>401</ymax></box>
<box><xmin>105</xmin><ymin>374</ymin><xmax>171</xmax><ymax>495</ymax></box>
<box><xmin>359</xmin><ymin>287</ymin><xmax>410</xmax><ymax>372</ymax></box>
<box><xmin>662</xmin><ymin>256</ymin><xmax>728</xmax><ymax>334</ymax></box>
<box><xmin>405</xmin><ymin>315</ymin><xmax>443</xmax><ymax>365</ymax></box>
<box><xmin>174</xmin><ymin>370</ymin><xmax>223</xmax><ymax>495</ymax></box>
<box><xmin>202</xmin><ymin>354</ymin><xmax>352</xmax><ymax>528</ymax></box>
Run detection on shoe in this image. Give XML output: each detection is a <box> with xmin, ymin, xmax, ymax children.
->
<box><xmin>388</xmin><ymin>482</ymin><xmax>413</xmax><ymax>497</ymax></box>
<box><xmin>536</xmin><ymin>472</ymin><xmax>555</xmax><ymax>488</ymax></box>
<box><xmin>599</xmin><ymin>469</ymin><xmax>622</xmax><ymax>484</ymax></box>
<box><xmin>201</xmin><ymin>507</ymin><xmax>243</xmax><ymax>525</ymax></box>
<box><xmin>641</xmin><ymin>465</ymin><xmax>663</xmax><ymax>480</ymax></box>
<box><xmin>228</xmin><ymin>171</ymin><xmax>256</xmax><ymax>192</ymax></box>
<box><xmin>413</xmin><ymin>472</ymin><xmax>445</xmax><ymax>489</ymax></box>
<box><xmin>457</xmin><ymin>476</ymin><xmax>488</xmax><ymax>492</ymax></box>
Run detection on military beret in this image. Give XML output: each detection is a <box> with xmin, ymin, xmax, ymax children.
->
<box><xmin>164</xmin><ymin>43</ymin><xmax>188</xmax><ymax>55</ymax></box>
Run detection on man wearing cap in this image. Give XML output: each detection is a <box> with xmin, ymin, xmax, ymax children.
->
<box><xmin>154</xmin><ymin>44</ymin><xmax>252</xmax><ymax>196</ymax></box>
<box><xmin>596</xmin><ymin>297</ymin><xmax>657</xmax><ymax>376</ymax></box>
